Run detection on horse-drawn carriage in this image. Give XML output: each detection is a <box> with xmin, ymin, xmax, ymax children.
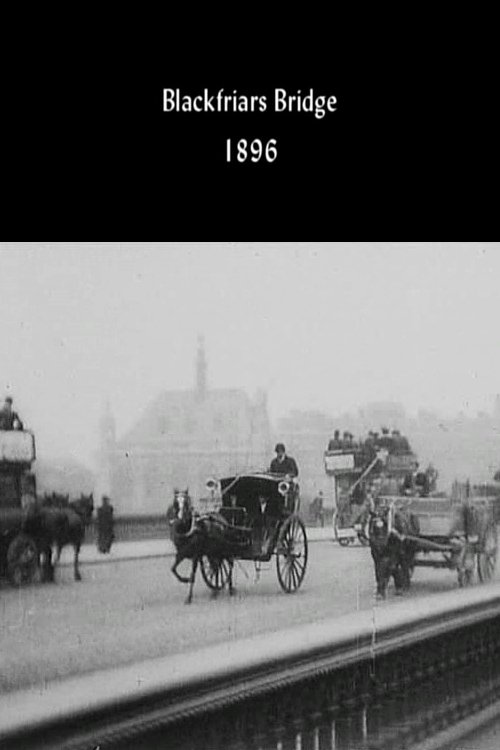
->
<box><xmin>171</xmin><ymin>472</ymin><xmax>308</xmax><ymax>602</ymax></box>
<box><xmin>0</xmin><ymin>429</ymin><xmax>41</xmax><ymax>585</ymax></box>
<box><xmin>0</xmin><ymin>429</ymin><xmax>94</xmax><ymax>586</ymax></box>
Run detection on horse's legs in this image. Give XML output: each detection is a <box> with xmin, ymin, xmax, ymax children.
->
<box><xmin>401</xmin><ymin>549</ymin><xmax>413</xmax><ymax>591</ymax></box>
<box><xmin>372</xmin><ymin>550</ymin><xmax>386</xmax><ymax>599</ymax></box>
<box><xmin>185</xmin><ymin>557</ymin><xmax>198</xmax><ymax>605</ymax></box>
<box><xmin>41</xmin><ymin>546</ymin><xmax>55</xmax><ymax>583</ymax></box>
<box><xmin>392</xmin><ymin>545</ymin><xmax>411</xmax><ymax>594</ymax></box>
<box><xmin>377</xmin><ymin>558</ymin><xmax>389</xmax><ymax>599</ymax></box>
<box><xmin>73</xmin><ymin>543</ymin><xmax>82</xmax><ymax>581</ymax></box>
<box><xmin>171</xmin><ymin>554</ymin><xmax>192</xmax><ymax>584</ymax></box>
<box><xmin>228</xmin><ymin>560</ymin><xmax>235</xmax><ymax>596</ymax></box>
<box><xmin>393</xmin><ymin>563</ymin><xmax>404</xmax><ymax>595</ymax></box>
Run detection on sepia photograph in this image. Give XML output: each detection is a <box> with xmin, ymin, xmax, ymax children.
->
<box><xmin>0</xmin><ymin>242</ymin><xmax>499</xmax><ymax>750</ymax></box>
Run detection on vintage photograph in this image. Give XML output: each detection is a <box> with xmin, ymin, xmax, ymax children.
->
<box><xmin>0</xmin><ymin>242</ymin><xmax>499</xmax><ymax>749</ymax></box>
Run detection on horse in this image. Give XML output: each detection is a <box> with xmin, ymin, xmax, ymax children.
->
<box><xmin>41</xmin><ymin>492</ymin><xmax>70</xmax><ymax>508</ymax></box>
<box><xmin>368</xmin><ymin>501</ymin><xmax>420</xmax><ymax>599</ymax></box>
<box><xmin>170</xmin><ymin>490</ymin><xmax>235</xmax><ymax>604</ymax></box>
<box><xmin>39</xmin><ymin>493</ymin><xmax>94</xmax><ymax>582</ymax></box>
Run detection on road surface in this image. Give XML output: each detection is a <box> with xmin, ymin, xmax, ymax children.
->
<box><xmin>1</xmin><ymin>540</ymin><xmax>498</xmax><ymax>693</ymax></box>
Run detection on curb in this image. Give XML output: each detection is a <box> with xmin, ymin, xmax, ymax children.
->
<box><xmin>60</xmin><ymin>534</ymin><xmax>334</xmax><ymax>568</ymax></box>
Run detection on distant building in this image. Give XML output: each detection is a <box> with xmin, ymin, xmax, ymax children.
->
<box><xmin>358</xmin><ymin>402</ymin><xmax>408</xmax><ymax>433</ymax></box>
<box><xmin>95</xmin><ymin>399</ymin><xmax>116</xmax><ymax>500</ymax></box>
<box><xmin>98</xmin><ymin>337</ymin><xmax>272</xmax><ymax>513</ymax></box>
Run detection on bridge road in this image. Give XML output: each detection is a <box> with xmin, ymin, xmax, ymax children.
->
<box><xmin>1</xmin><ymin>540</ymin><xmax>499</xmax><ymax>694</ymax></box>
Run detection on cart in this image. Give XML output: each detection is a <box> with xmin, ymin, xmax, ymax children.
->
<box><xmin>385</xmin><ymin>493</ymin><xmax>498</xmax><ymax>587</ymax></box>
<box><xmin>199</xmin><ymin>472</ymin><xmax>308</xmax><ymax>594</ymax></box>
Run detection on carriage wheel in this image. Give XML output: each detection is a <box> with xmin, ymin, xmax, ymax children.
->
<box><xmin>477</xmin><ymin>524</ymin><xmax>498</xmax><ymax>582</ymax></box>
<box><xmin>7</xmin><ymin>534</ymin><xmax>39</xmax><ymax>586</ymax></box>
<box><xmin>200</xmin><ymin>556</ymin><xmax>232</xmax><ymax>590</ymax></box>
<box><xmin>276</xmin><ymin>516</ymin><xmax>308</xmax><ymax>593</ymax></box>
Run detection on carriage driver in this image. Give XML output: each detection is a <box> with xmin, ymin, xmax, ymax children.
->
<box><xmin>259</xmin><ymin>444</ymin><xmax>300</xmax><ymax>554</ymax></box>
<box><xmin>270</xmin><ymin>443</ymin><xmax>299</xmax><ymax>479</ymax></box>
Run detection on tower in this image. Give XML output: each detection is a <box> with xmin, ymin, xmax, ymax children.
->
<box><xmin>196</xmin><ymin>334</ymin><xmax>207</xmax><ymax>399</ymax></box>
<box><xmin>96</xmin><ymin>400</ymin><xmax>116</xmax><ymax>500</ymax></box>
<box><xmin>99</xmin><ymin>399</ymin><xmax>116</xmax><ymax>449</ymax></box>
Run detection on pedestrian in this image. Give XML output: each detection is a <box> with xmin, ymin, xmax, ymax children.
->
<box><xmin>97</xmin><ymin>495</ymin><xmax>114</xmax><ymax>553</ymax></box>
<box><xmin>311</xmin><ymin>490</ymin><xmax>325</xmax><ymax>527</ymax></box>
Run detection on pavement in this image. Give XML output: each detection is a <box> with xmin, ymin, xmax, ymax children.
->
<box><xmin>58</xmin><ymin>525</ymin><xmax>333</xmax><ymax>566</ymax></box>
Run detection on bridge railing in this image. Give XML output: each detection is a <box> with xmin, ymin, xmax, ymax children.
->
<box><xmin>1</xmin><ymin>584</ymin><xmax>500</xmax><ymax>749</ymax></box>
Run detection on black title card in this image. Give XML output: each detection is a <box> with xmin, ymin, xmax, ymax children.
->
<box><xmin>3</xmin><ymin>37</ymin><xmax>496</xmax><ymax>238</ymax></box>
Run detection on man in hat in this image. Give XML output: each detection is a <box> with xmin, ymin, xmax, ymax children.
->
<box><xmin>0</xmin><ymin>396</ymin><xmax>23</xmax><ymax>430</ymax></box>
<box><xmin>264</xmin><ymin>444</ymin><xmax>298</xmax><ymax>553</ymax></box>
<box><xmin>269</xmin><ymin>443</ymin><xmax>299</xmax><ymax>478</ymax></box>
<box><xmin>328</xmin><ymin>430</ymin><xmax>341</xmax><ymax>451</ymax></box>
<box><xmin>379</xmin><ymin>427</ymin><xmax>392</xmax><ymax>451</ymax></box>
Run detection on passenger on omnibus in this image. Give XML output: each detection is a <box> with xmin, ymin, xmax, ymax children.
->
<box><xmin>0</xmin><ymin>396</ymin><xmax>23</xmax><ymax>430</ymax></box>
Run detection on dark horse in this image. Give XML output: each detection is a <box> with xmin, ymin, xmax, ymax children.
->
<box><xmin>170</xmin><ymin>491</ymin><xmax>235</xmax><ymax>604</ymax></box>
<box><xmin>369</xmin><ymin>501</ymin><xmax>420</xmax><ymax>599</ymax></box>
<box><xmin>38</xmin><ymin>493</ymin><xmax>94</xmax><ymax>582</ymax></box>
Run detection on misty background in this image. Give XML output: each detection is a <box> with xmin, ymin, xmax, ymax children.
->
<box><xmin>1</xmin><ymin>242</ymin><xmax>499</xmax><ymax>495</ymax></box>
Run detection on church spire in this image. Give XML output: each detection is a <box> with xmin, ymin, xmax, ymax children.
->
<box><xmin>99</xmin><ymin>398</ymin><xmax>116</xmax><ymax>449</ymax></box>
<box><xmin>196</xmin><ymin>335</ymin><xmax>207</xmax><ymax>398</ymax></box>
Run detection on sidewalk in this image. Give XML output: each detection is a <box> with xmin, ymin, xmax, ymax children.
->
<box><xmin>59</xmin><ymin>526</ymin><xmax>333</xmax><ymax>567</ymax></box>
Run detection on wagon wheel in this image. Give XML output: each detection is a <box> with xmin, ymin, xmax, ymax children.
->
<box><xmin>276</xmin><ymin>515</ymin><xmax>308</xmax><ymax>593</ymax></box>
<box><xmin>477</xmin><ymin>524</ymin><xmax>498</xmax><ymax>582</ymax></box>
<box><xmin>200</xmin><ymin>556</ymin><xmax>232</xmax><ymax>590</ymax></box>
<box><xmin>333</xmin><ymin>514</ymin><xmax>351</xmax><ymax>547</ymax></box>
<box><xmin>7</xmin><ymin>534</ymin><xmax>39</xmax><ymax>586</ymax></box>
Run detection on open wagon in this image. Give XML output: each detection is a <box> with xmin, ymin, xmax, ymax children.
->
<box><xmin>200</xmin><ymin>472</ymin><xmax>308</xmax><ymax>594</ymax></box>
<box><xmin>384</xmin><ymin>493</ymin><xmax>498</xmax><ymax>587</ymax></box>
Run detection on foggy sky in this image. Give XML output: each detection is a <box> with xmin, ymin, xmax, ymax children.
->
<box><xmin>1</xmin><ymin>242</ymin><xmax>499</xmax><ymax>467</ymax></box>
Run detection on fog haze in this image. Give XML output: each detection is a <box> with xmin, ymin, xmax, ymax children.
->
<box><xmin>1</xmin><ymin>242</ymin><xmax>499</xmax><ymax>471</ymax></box>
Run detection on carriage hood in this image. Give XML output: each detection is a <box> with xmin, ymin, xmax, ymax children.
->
<box><xmin>219</xmin><ymin>473</ymin><xmax>292</xmax><ymax>499</ymax></box>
